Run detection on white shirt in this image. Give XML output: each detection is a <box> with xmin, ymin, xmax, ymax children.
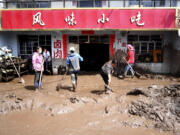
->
<box><xmin>43</xmin><ymin>51</ymin><xmax>51</xmax><ymax>61</ymax></box>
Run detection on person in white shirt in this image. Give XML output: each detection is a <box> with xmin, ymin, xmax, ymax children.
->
<box><xmin>43</xmin><ymin>48</ymin><xmax>51</xmax><ymax>72</ymax></box>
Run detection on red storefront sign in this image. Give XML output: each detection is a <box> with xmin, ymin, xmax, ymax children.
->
<box><xmin>1</xmin><ymin>9</ymin><xmax>176</xmax><ymax>30</ymax></box>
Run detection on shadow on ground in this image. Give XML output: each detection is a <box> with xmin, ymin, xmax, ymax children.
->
<box><xmin>56</xmin><ymin>83</ymin><xmax>72</xmax><ymax>92</ymax></box>
<box><xmin>91</xmin><ymin>90</ymin><xmax>105</xmax><ymax>95</ymax></box>
<box><xmin>24</xmin><ymin>85</ymin><xmax>35</xmax><ymax>91</ymax></box>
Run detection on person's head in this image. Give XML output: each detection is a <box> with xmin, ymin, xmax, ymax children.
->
<box><xmin>44</xmin><ymin>48</ymin><xmax>47</xmax><ymax>52</ymax></box>
<box><xmin>127</xmin><ymin>44</ymin><xmax>134</xmax><ymax>51</ymax></box>
<box><xmin>111</xmin><ymin>59</ymin><xmax>117</xmax><ymax>68</ymax></box>
<box><xmin>108</xmin><ymin>59</ymin><xmax>117</xmax><ymax>68</ymax></box>
<box><xmin>37</xmin><ymin>47</ymin><xmax>42</xmax><ymax>54</ymax></box>
<box><xmin>69</xmin><ymin>47</ymin><xmax>75</xmax><ymax>54</ymax></box>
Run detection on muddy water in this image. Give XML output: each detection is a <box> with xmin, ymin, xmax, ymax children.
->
<box><xmin>0</xmin><ymin>74</ymin><xmax>179</xmax><ymax>135</ymax></box>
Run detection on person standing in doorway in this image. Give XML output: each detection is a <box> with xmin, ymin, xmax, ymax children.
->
<box><xmin>43</xmin><ymin>48</ymin><xmax>51</xmax><ymax>72</ymax></box>
<box><xmin>100</xmin><ymin>60</ymin><xmax>117</xmax><ymax>94</ymax></box>
<box><xmin>32</xmin><ymin>47</ymin><xmax>44</xmax><ymax>91</ymax></box>
<box><xmin>124</xmin><ymin>44</ymin><xmax>135</xmax><ymax>78</ymax></box>
<box><xmin>67</xmin><ymin>47</ymin><xmax>83</xmax><ymax>92</ymax></box>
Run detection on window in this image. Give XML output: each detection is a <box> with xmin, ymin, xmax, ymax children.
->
<box><xmin>141</xmin><ymin>0</ymin><xmax>154</xmax><ymax>7</ymax></box>
<box><xmin>100</xmin><ymin>35</ymin><xmax>109</xmax><ymax>44</ymax></box>
<box><xmin>90</xmin><ymin>36</ymin><xmax>99</xmax><ymax>43</ymax></box>
<box><xmin>69</xmin><ymin>36</ymin><xmax>78</xmax><ymax>43</ymax></box>
<box><xmin>69</xmin><ymin>35</ymin><xmax>109</xmax><ymax>44</ymax></box>
<box><xmin>128</xmin><ymin>34</ymin><xmax>163</xmax><ymax>63</ymax></box>
<box><xmin>78</xmin><ymin>0</ymin><xmax>102</xmax><ymax>7</ymax></box>
<box><xmin>128</xmin><ymin>35</ymin><xmax>138</xmax><ymax>42</ymax></box>
<box><xmin>139</xmin><ymin>35</ymin><xmax>150</xmax><ymax>41</ymax></box>
<box><xmin>18</xmin><ymin>35</ymin><xmax>51</xmax><ymax>57</ymax></box>
<box><xmin>79</xmin><ymin>36</ymin><xmax>88</xmax><ymax>43</ymax></box>
<box><xmin>79</xmin><ymin>0</ymin><xmax>93</xmax><ymax>7</ymax></box>
<box><xmin>171</xmin><ymin>0</ymin><xmax>177</xmax><ymax>7</ymax></box>
<box><xmin>9</xmin><ymin>1</ymin><xmax>51</xmax><ymax>8</ymax></box>
<box><xmin>129</xmin><ymin>0</ymin><xmax>139</xmax><ymax>7</ymax></box>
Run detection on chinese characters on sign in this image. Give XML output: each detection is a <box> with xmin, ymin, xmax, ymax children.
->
<box><xmin>53</xmin><ymin>40</ymin><xmax>63</xmax><ymax>59</ymax></box>
<box><xmin>65</xmin><ymin>12</ymin><xmax>77</xmax><ymax>26</ymax></box>
<box><xmin>32</xmin><ymin>12</ymin><xmax>45</xmax><ymax>26</ymax></box>
<box><xmin>98</xmin><ymin>14</ymin><xmax>109</xmax><ymax>24</ymax></box>
<box><xmin>3</xmin><ymin>9</ymin><xmax>175</xmax><ymax>30</ymax></box>
<box><xmin>32</xmin><ymin>11</ymin><xmax>146</xmax><ymax>28</ymax></box>
<box><xmin>130</xmin><ymin>11</ymin><xmax>145</xmax><ymax>26</ymax></box>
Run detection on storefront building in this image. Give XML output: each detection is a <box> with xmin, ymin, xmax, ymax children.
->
<box><xmin>0</xmin><ymin>0</ymin><xmax>180</xmax><ymax>74</ymax></box>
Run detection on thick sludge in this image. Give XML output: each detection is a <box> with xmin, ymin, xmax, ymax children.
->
<box><xmin>128</xmin><ymin>84</ymin><xmax>180</xmax><ymax>134</ymax></box>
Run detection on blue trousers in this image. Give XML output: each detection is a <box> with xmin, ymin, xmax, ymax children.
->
<box><xmin>124</xmin><ymin>64</ymin><xmax>134</xmax><ymax>76</ymax></box>
<box><xmin>34</xmin><ymin>71</ymin><xmax>42</xmax><ymax>89</ymax></box>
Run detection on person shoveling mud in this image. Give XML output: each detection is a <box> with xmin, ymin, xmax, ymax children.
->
<box><xmin>123</xmin><ymin>44</ymin><xmax>135</xmax><ymax>78</ymax></box>
<box><xmin>67</xmin><ymin>47</ymin><xmax>83</xmax><ymax>92</ymax></box>
<box><xmin>100</xmin><ymin>59</ymin><xmax>117</xmax><ymax>94</ymax></box>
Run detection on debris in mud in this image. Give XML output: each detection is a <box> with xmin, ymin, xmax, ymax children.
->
<box><xmin>128</xmin><ymin>84</ymin><xmax>180</xmax><ymax>133</ymax></box>
<box><xmin>69</xmin><ymin>97</ymin><xmax>79</xmax><ymax>103</ymax></box>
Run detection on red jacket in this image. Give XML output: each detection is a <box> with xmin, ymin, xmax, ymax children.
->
<box><xmin>126</xmin><ymin>50</ymin><xmax>135</xmax><ymax>64</ymax></box>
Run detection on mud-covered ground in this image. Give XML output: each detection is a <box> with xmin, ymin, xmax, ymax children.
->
<box><xmin>0</xmin><ymin>73</ymin><xmax>179</xmax><ymax>135</ymax></box>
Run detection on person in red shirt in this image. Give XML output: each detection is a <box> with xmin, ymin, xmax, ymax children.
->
<box><xmin>124</xmin><ymin>44</ymin><xmax>135</xmax><ymax>77</ymax></box>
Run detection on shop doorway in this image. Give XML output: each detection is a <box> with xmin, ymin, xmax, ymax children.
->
<box><xmin>80</xmin><ymin>43</ymin><xmax>109</xmax><ymax>71</ymax></box>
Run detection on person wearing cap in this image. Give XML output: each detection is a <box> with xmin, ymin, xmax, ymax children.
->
<box><xmin>124</xmin><ymin>44</ymin><xmax>135</xmax><ymax>78</ymax></box>
<box><xmin>100</xmin><ymin>60</ymin><xmax>117</xmax><ymax>94</ymax></box>
<box><xmin>67</xmin><ymin>47</ymin><xmax>83</xmax><ymax>91</ymax></box>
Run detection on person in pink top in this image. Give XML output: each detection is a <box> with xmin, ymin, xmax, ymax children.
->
<box><xmin>32</xmin><ymin>47</ymin><xmax>44</xmax><ymax>90</ymax></box>
<box><xmin>124</xmin><ymin>44</ymin><xmax>135</xmax><ymax>78</ymax></box>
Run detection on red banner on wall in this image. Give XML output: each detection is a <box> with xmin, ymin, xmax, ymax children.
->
<box><xmin>1</xmin><ymin>9</ymin><xmax>176</xmax><ymax>30</ymax></box>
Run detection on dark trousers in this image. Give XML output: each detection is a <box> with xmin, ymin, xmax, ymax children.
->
<box><xmin>100</xmin><ymin>70</ymin><xmax>109</xmax><ymax>85</ymax></box>
<box><xmin>34</xmin><ymin>71</ymin><xmax>42</xmax><ymax>89</ymax></box>
<box><xmin>70</xmin><ymin>71</ymin><xmax>79</xmax><ymax>86</ymax></box>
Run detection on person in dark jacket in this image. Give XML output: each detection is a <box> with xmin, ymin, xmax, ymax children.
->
<box><xmin>67</xmin><ymin>47</ymin><xmax>83</xmax><ymax>91</ymax></box>
<box><xmin>100</xmin><ymin>60</ymin><xmax>117</xmax><ymax>94</ymax></box>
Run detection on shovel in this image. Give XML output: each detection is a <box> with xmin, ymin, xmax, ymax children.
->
<box><xmin>38</xmin><ymin>59</ymin><xmax>44</xmax><ymax>89</ymax></box>
<box><xmin>9</xmin><ymin>55</ymin><xmax>25</xmax><ymax>84</ymax></box>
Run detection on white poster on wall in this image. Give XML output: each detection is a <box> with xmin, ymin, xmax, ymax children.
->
<box><xmin>113</xmin><ymin>32</ymin><xmax>127</xmax><ymax>53</ymax></box>
<box><xmin>51</xmin><ymin>32</ymin><xmax>63</xmax><ymax>59</ymax></box>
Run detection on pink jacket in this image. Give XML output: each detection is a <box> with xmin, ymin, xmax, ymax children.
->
<box><xmin>32</xmin><ymin>52</ymin><xmax>44</xmax><ymax>71</ymax></box>
<box><xmin>126</xmin><ymin>44</ymin><xmax>135</xmax><ymax>64</ymax></box>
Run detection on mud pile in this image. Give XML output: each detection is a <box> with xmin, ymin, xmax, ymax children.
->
<box><xmin>128</xmin><ymin>84</ymin><xmax>180</xmax><ymax>134</ymax></box>
<box><xmin>0</xmin><ymin>92</ymin><xmax>102</xmax><ymax>116</ymax></box>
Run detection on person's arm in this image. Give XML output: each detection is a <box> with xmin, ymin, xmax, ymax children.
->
<box><xmin>108</xmin><ymin>74</ymin><xmax>111</xmax><ymax>84</ymax></box>
<box><xmin>47</xmin><ymin>51</ymin><xmax>50</xmax><ymax>59</ymax></box>
<box><xmin>77</xmin><ymin>54</ymin><xmax>83</xmax><ymax>62</ymax></box>
<box><xmin>126</xmin><ymin>53</ymin><xmax>130</xmax><ymax>64</ymax></box>
<box><xmin>67</xmin><ymin>57</ymin><xmax>70</xmax><ymax>65</ymax></box>
<box><xmin>41</xmin><ymin>55</ymin><xmax>44</xmax><ymax>71</ymax></box>
<box><xmin>32</xmin><ymin>53</ymin><xmax>37</xmax><ymax>71</ymax></box>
